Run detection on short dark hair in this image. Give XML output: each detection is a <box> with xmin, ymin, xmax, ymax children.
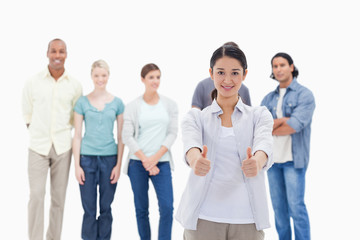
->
<box><xmin>210</xmin><ymin>45</ymin><xmax>247</xmax><ymax>100</ymax></box>
<box><xmin>270</xmin><ymin>52</ymin><xmax>299</xmax><ymax>79</ymax></box>
<box><xmin>141</xmin><ymin>63</ymin><xmax>160</xmax><ymax>78</ymax></box>
<box><xmin>47</xmin><ymin>38</ymin><xmax>66</xmax><ymax>52</ymax></box>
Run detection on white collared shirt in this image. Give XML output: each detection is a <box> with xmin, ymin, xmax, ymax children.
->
<box><xmin>176</xmin><ymin>99</ymin><xmax>274</xmax><ymax>231</ymax></box>
<box><xmin>22</xmin><ymin>68</ymin><xmax>82</xmax><ymax>155</ymax></box>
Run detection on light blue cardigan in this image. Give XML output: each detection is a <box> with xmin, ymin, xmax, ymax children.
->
<box><xmin>121</xmin><ymin>95</ymin><xmax>178</xmax><ymax>174</ymax></box>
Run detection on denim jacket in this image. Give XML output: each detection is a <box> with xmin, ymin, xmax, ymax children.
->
<box><xmin>261</xmin><ymin>78</ymin><xmax>315</xmax><ymax>169</ymax></box>
<box><xmin>175</xmin><ymin>99</ymin><xmax>274</xmax><ymax>230</ymax></box>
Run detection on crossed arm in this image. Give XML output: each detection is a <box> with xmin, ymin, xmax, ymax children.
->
<box><xmin>272</xmin><ymin>117</ymin><xmax>296</xmax><ymax>136</ymax></box>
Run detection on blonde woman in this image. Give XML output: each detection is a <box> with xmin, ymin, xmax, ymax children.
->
<box><xmin>73</xmin><ymin>60</ymin><xmax>125</xmax><ymax>240</ymax></box>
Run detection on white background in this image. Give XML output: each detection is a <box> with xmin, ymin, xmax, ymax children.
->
<box><xmin>1</xmin><ymin>0</ymin><xmax>359</xmax><ymax>239</ymax></box>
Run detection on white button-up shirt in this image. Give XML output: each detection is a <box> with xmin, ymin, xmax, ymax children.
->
<box><xmin>176</xmin><ymin>99</ymin><xmax>274</xmax><ymax>230</ymax></box>
<box><xmin>22</xmin><ymin>68</ymin><xmax>82</xmax><ymax>155</ymax></box>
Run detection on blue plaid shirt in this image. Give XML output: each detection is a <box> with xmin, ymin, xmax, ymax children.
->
<box><xmin>261</xmin><ymin>78</ymin><xmax>315</xmax><ymax>168</ymax></box>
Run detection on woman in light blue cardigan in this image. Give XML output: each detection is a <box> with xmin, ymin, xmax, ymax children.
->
<box><xmin>122</xmin><ymin>63</ymin><xmax>178</xmax><ymax>240</ymax></box>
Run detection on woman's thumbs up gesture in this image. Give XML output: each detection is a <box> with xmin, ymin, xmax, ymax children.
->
<box><xmin>187</xmin><ymin>145</ymin><xmax>211</xmax><ymax>176</ymax></box>
<box><xmin>241</xmin><ymin>147</ymin><xmax>267</xmax><ymax>178</ymax></box>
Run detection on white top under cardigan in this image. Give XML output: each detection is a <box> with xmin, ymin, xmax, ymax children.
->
<box><xmin>121</xmin><ymin>95</ymin><xmax>178</xmax><ymax>174</ymax></box>
<box><xmin>130</xmin><ymin>99</ymin><xmax>171</xmax><ymax>162</ymax></box>
<box><xmin>175</xmin><ymin>99</ymin><xmax>274</xmax><ymax>231</ymax></box>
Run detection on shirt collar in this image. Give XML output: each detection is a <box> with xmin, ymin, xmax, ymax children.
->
<box><xmin>210</xmin><ymin>97</ymin><xmax>245</xmax><ymax>115</ymax></box>
<box><xmin>42</xmin><ymin>67</ymin><xmax>69</xmax><ymax>81</ymax></box>
<box><xmin>275</xmin><ymin>77</ymin><xmax>299</xmax><ymax>93</ymax></box>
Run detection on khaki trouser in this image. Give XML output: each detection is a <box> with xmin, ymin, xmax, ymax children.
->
<box><xmin>184</xmin><ymin>219</ymin><xmax>265</xmax><ymax>240</ymax></box>
<box><xmin>28</xmin><ymin>146</ymin><xmax>72</xmax><ymax>240</ymax></box>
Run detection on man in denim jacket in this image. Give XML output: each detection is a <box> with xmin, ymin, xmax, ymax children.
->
<box><xmin>261</xmin><ymin>53</ymin><xmax>315</xmax><ymax>240</ymax></box>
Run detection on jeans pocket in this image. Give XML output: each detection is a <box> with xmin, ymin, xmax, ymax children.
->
<box><xmin>80</xmin><ymin>155</ymin><xmax>94</xmax><ymax>168</ymax></box>
<box><xmin>104</xmin><ymin>155</ymin><xmax>117</xmax><ymax>167</ymax></box>
<box><xmin>129</xmin><ymin>159</ymin><xmax>138</xmax><ymax>167</ymax></box>
<box><xmin>158</xmin><ymin>162</ymin><xmax>171</xmax><ymax>175</ymax></box>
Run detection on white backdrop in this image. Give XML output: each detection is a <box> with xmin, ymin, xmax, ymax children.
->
<box><xmin>1</xmin><ymin>0</ymin><xmax>359</xmax><ymax>239</ymax></box>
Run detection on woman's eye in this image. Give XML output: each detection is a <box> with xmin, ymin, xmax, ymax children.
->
<box><xmin>217</xmin><ymin>71</ymin><xmax>224</xmax><ymax>75</ymax></box>
<box><xmin>232</xmin><ymin>72</ymin><xmax>239</xmax><ymax>76</ymax></box>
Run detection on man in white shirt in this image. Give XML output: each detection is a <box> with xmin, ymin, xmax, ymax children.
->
<box><xmin>22</xmin><ymin>39</ymin><xmax>82</xmax><ymax>240</ymax></box>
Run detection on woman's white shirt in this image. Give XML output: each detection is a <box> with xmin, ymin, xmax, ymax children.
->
<box><xmin>199</xmin><ymin>126</ymin><xmax>254</xmax><ymax>224</ymax></box>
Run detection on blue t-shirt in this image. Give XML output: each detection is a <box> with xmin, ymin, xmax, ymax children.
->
<box><xmin>74</xmin><ymin>96</ymin><xmax>125</xmax><ymax>156</ymax></box>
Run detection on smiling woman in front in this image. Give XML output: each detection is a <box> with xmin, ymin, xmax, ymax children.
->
<box><xmin>176</xmin><ymin>45</ymin><xmax>274</xmax><ymax>240</ymax></box>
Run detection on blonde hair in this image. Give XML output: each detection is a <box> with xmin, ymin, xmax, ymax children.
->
<box><xmin>91</xmin><ymin>59</ymin><xmax>110</xmax><ymax>75</ymax></box>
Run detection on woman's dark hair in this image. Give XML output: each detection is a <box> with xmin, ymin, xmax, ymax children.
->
<box><xmin>141</xmin><ymin>63</ymin><xmax>160</xmax><ymax>78</ymax></box>
<box><xmin>210</xmin><ymin>45</ymin><xmax>247</xmax><ymax>100</ymax></box>
<box><xmin>270</xmin><ymin>52</ymin><xmax>299</xmax><ymax>79</ymax></box>
<box><xmin>222</xmin><ymin>41</ymin><xmax>239</xmax><ymax>48</ymax></box>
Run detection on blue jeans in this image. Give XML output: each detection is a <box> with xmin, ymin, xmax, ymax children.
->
<box><xmin>267</xmin><ymin>162</ymin><xmax>310</xmax><ymax>240</ymax></box>
<box><xmin>128</xmin><ymin>160</ymin><xmax>174</xmax><ymax>240</ymax></box>
<box><xmin>79</xmin><ymin>155</ymin><xmax>118</xmax><ymax>240</ymax></box>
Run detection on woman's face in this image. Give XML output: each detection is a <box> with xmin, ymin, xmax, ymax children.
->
<box><xmin>142</xmin><ymin>69</ymin><xmax>161</xmax><ymax>92</ymax></box>
<box><xmin>91</xmin><ymin>67</ymin><xmax>109</xmax><ymax>90</ymax></box>
<box><xmin>210</xmin><ymin>56</ymin><xmax>247</xmax><ymax>100</ymax></box>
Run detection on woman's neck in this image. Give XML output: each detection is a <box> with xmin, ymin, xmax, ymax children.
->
<box><xmin>217</xmin><ymin>94</ymin><xmax>238</xmax><ymax>113</ymax></box>
<box><xmin>143</xmin><ymin>91</ymin><xmax>159</xmax><ymax>105</ymax></box>
<box><xmin>91</xmin><ymin>88</ymin><xmax>108</xmax><ymax>97</ymax></box>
